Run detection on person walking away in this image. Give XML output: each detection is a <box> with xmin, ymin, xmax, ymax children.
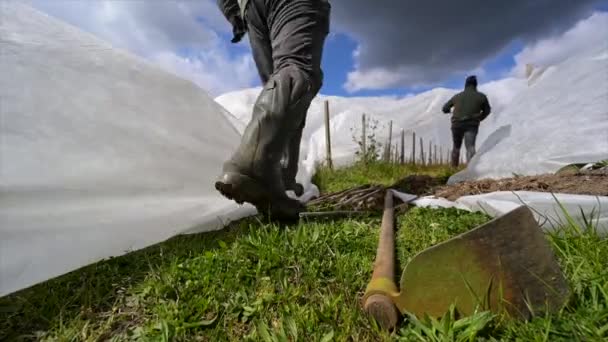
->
<box><xmin>215</xmin><ymin>0</ymin><xmax>331</xmax><ymax>220</ymax></box>
<box><xmin>441</xmin><ymin>75</ymin><xmax>491</xmax><ymax>167</ymax></box>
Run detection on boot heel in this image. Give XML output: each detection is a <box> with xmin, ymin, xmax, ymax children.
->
<box><xmin>215</xmin><ymin>172</ymin><xmax>270</xmax><ymax>206</ymax></box>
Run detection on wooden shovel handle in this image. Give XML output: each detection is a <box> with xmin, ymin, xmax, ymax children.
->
<box><xmin>363</xmin><ymin>190</ymin><xmax>400</xmax><ymax>330</ymax></box>
<box><xmin>373</xmin><ymin>190</ymin><xmax>395</xmax><ymax>279</ymax></box>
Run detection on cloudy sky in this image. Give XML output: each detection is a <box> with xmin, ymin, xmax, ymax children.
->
<box><xmin>28</xmin><ymin>0</ymin><xmax>608</xmax><ymax>97</ymax></box>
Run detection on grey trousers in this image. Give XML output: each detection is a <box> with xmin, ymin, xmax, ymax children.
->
<box><xmin>244</xmin><ymin>0</ymin><xmax>330</xmax><ymax>188</ymax></box>
<box><xmin>451</xmin><ymin>122</ymin><xmax>479</xmax><ymax>166</ymax></box>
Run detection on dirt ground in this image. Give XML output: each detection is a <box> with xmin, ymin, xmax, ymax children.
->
<box><xmin>390</xmin><ymin>174</ymin><xmax>446</xmax><ymax>195</ymax></box>
<box><xmin>309</xmin><ymin>170</ymin><xmax>608</xmax><ymax>212</ymax></box>
<box><xmin>434</xmin><ymin>173</ymin><xmax>608</xmax><ymax>201</ymax></box>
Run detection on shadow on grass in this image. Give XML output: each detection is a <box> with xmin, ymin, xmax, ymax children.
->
<box><xmin>0</xmin><ymin>214</ymin><xmax>365</xmax><ymax>340</ymax></box>
<box><xmin>0</xmin><ymin>219</ymin><xmax>258</xmax><ymax>340</ymax></box>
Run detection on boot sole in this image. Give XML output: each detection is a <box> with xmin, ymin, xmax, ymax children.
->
<box><xmin>215</xmin><ymin>172</ymin><xmax>305</xmax><ymax>221</ymax></box>
<box><xmin>215</xmin><ymin>172</ymin><xmax>270</xmax><ymax>206</ymax></box>
<box><xmin>292</xmin><ymin>183</ymin><xmax>304</xmax><ymax>197</ymax></box>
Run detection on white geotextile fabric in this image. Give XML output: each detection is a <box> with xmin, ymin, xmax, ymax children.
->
<box><xmin>448</xmin><ymin>48</ymin><xmax>608</xmax><ymax>184</ymax></box>
<box><xmin>0</xmin><ymin>3</ymin><xmax>254</xmax><ymax>297</ymax></box>
<box><xmin>216</xmin><ymin>80</ymin><xmax>529</xmax><ymax>199</ymax></box>
<box><xmin>217</xmin><ymin>44</ymin><xmax>608</xmax><ymax>196</ymax></box>
<box><xmin>2</xmin><ymin>2</ymin><xmax>607</xmax><ymax>297</ymax></box>
<box><xmin>412</xmin><ymin>192</ymin><xmax>608</xmax><ymax>235</ymax></box>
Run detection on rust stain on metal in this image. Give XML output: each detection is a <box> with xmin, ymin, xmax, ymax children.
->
<box><xmin>395</xmin><ymin>206</ymin><xmax>570</xmax><ymax>319</ymax></box>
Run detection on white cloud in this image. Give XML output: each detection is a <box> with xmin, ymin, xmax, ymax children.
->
<box><xmin>345</xmin><ymin>67</ymin><xmax>405</xmax><ymax>93</ymax></box>
<box><xmin>152</xmin><ymin>50</ymin><xmax>257</xmax><ymax>96</ymax></box>
<box><xmin>27</xmin><ymin>0</ymin><xmax>258</xmax><ymax>95</ymax></box>
<box><xmin>336</xmin><ymin>0</ymin><xmax>602</xmax><ymax>92</ymax></box>
<box><xmin>344</xmin><ymin>64</ymin><xmax>488</xmax><ymax>93</ymax></box>
<box><xmin>511</xmin><ymin>11</ymin><xmax>608</xmax><ymax>76</ymax></box>
<box><xmin>344</xmin><ymin>10</ymin><xmax>607</xmax><ymax>92</ymax></box>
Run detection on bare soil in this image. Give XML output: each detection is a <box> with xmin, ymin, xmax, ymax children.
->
<box><xmin>390</xmin><ymin>174</ymin><xmax>445</xmax><ymax>195</ymax></box>
<box><xmin>308</xmin><ymin>171</ymin><xmax>608</xmax><ymax>212</ymax></box>
<box><xmin>434</xmin><ymin>173</ymin><xmax>608</xmax><ymax>201</ymax></box>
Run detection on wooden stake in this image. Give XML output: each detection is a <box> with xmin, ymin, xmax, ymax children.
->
<box><xmin>428</xmin><ymin>140</ymin><xmax>432</xmax><ymax>165</ymax></box>
<box><xmin>412</xmin><ymin>132</ymin><xmax>416</xmax><ymax>165</ymax></box>
<box><xmin>383</xmin><ymin>138</ymin><xmax>389</xmax><ymax>162</ymax></box>
<box><xmin>420</xmin><ymin>137</ymin><xmax>424</xmax><ymax>166</ymax></box>
<box><xmin>395</xmin><ymin>144</ymin><xmax>399</xmax><ymax>164</ymax></box>
<box><xmin>386</xmin><ymin>121</ymin><xmax>393</xmax><ymax>162</ymax></box>
<box><xmin>400</xmin><ymin>129</ymin><xmax>405</xmax><ymax>164</ymax></box>
<box><xmin>324</xmin><ymin>100</ymin><xmax>333</xmax><ymax>170</ymax></box>
<box><xmin>362</xmin><ymin>113</ymin><xmax>367</xmax><ymax>158</ymax></box>
<box><xmin>388</xmin><ymin>121</ymin><xmax>393</xmax><ymax>148</ymax></box>
<box><xmin>434</xmin><ymin>145</ymin><xmax>438</xmax><ymax>165</ymax></box>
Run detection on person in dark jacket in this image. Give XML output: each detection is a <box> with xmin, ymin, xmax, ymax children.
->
<box><xmin>442</xmin><ymin>75</ymin><xmax>491</xmax><ymax>167</ymax></box>
<box><xmin>215</xmin><ymin>0</ymin><xmax>330</xmax><ymax>220</ymax></box>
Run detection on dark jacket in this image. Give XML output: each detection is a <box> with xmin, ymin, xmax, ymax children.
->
<box><xmin>217</xmin><ymin>0</ymin><xmax>248</xmax><ymax>18</ymax></box>
<box><xmin>442</xmin><ymin>84</ymin><xmax>491</xmax><ymax>124</ymax></box>
<box><xmin>217</xmin><ymin>0</ymin><xmax>247</xmax><ymax>43</ymax></box>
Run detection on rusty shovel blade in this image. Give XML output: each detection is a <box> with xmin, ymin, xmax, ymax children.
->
<box><xmin>394</xmin><ymin>205</ymin><xmax>570</xmax><ymax>319</ymax></box>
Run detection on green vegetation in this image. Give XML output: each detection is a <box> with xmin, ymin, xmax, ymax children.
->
<box><xmin>312</xmin><ymin>162</ymin><xmax>459</xmax><ymax>194</ymax></box>
<box><xmin>1</xmin><ymin>163</ymin><xmax>606</xmax><ymax>341</ymax></box>
<box><xmin>394</xmin><ymin>205</ymin><xmax>608</xmax><ymax>341</ymax></box>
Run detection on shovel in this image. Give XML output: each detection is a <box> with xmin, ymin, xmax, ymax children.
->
<box><xmin>362</xmin><ymin>190</ymin><xmax>570</xmax><ymax>331</ymax></box>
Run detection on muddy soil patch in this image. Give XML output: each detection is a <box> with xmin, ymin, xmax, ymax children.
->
<box><xmin>390</xmin><ymin>175</ymin><xmax>446</xmax><ymax>195</ymax></box>
<box><xmin>435</xmin><ymin>173</ymin><xmax>608</xmax><ymax>201</ymax></box>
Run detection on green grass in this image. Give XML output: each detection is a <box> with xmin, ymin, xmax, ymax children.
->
<box><xmin>1</xmin><ymin>164</ymin><xmax>607</xmax><ymax>341</ymax></box>
<box><xmin>312</xmin><ymin>161</ymin><xmax>460</xmax><ymax>193</ymax></box>
<box><xmin>393</xmin><ymin>207</ymin><xmax>608</xmax><ymax>342</ymax></box>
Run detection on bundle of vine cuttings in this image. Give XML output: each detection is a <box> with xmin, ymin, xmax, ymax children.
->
<box><xmin>306</xmin><ymin>184</ymin><xmax>390</xmax><ymax>212</ymax></box>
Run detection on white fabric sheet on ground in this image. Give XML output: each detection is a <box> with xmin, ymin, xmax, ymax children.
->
<box><xmin>448</xmin><ymin>47</ymin><xmax>608</xmax><ymax>184</ymax></box>
<box><xmin>0</xmin><ymin>3</ymin><xmax>251</xmax><ymax>297</ymax></box>
<box><xmin>412</xmin><ymin>191</ymin><xmax>608</xmax><ymax>235</ymax></box>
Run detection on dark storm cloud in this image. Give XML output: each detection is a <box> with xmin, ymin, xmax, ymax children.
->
<box><xmin>330</xmin><ymin>0</ymin><xmax>602</xmax><ymax>90</ymax></box>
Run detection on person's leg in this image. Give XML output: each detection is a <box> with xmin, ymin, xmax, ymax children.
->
<box><xmin>246</xmin><ymin>2</ymin><xmax>305</xmax><ymax>196</ymax></box>
<box><xmin>245</xmin><ymin>9</ymin><xmax>302</xmax><ymax>196</ymax></box>
<box><xmin>215</xmin><ymin>0</ymin><xmax>330</xmax><ymax>219</ymax></box>
<box><xmin>272</xmin><ymin>0</ymin><xmax>328</xmax><ymax>197</ymax></box>
<box><xmin>463</xmin><ymin>124</ymin><xmax>479</xmax><ymax>163</ymax></box>
<box><xmin>282</xmin><ymin>119</ymin><xmax>306</xmax><ymax>196</ymax></box>
<box><xmin>245</xmin><ymin>3</ymin><xmax>273</xmax><ymax>84</ymax></box>
<box><xmin>451</xmin><ymin>123</ymin><xmax>465</xmax><ymax>167</ymax></box>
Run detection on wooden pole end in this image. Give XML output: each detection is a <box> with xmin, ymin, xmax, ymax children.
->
<box><xmin>364</xmin><ymin>294</ymin><xmax>400</xmax><ymax>331</ymax></box>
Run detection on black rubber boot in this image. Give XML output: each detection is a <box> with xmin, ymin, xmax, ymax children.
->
<box><xmin>451</xmin><ymin>149</ymin><xmax>460</xmax><ymax>168</ymax></box>
<box><xmin>283</xmin><ymin>172</ymin><xmax>305</xmax><ymax>197</ymax></box>
<box><xmin>465</xmin><ymin>147</ymin><xmax>476</xmax><ymax>164</ymax></box>
<box><xmin>282</xmin><ymin>120</ymin><xmax>306</xmax><ymax>197</ymax></box>
<box><xmin>215</xmin><ymin>66</ymin><xmax>312</xmax><ymax>220</ymax></box>
<box><xmin>463</xmin><ymin>126</ymin><xmax>478</xmax><ymax>163</ymax></box>
<box><xmin>216</xmin><ymin>0</ymin><xmax>330</xmax><ymax>220</ymax></box>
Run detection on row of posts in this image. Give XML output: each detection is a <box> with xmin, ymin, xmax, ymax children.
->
<box><xmin>323</xmin><ymin>100</ymin><xmax>465</xmax><ymax>169</ymax></box>
<box><xmin>378</xmin><ymin>119</ymin><xmax>463</xmax><ymax>166</ymax></box>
